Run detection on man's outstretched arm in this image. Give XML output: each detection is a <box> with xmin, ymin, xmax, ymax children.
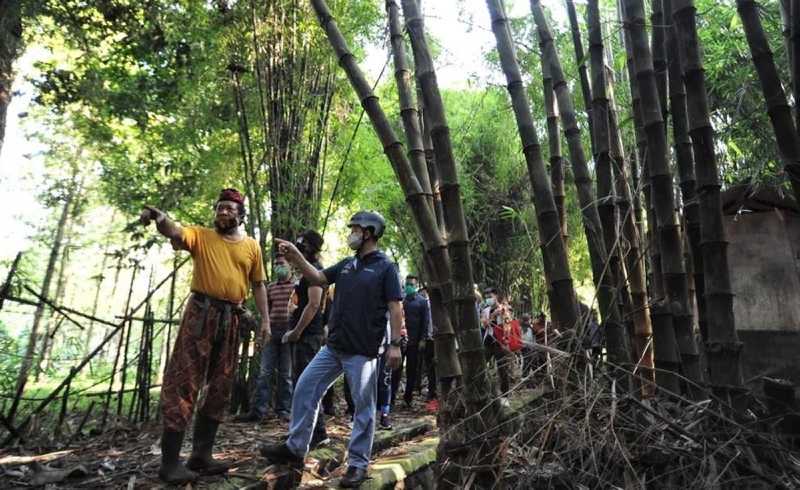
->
<box><xmin>141</xmin><ymin>206</ymin><xmax>187</xmax><ymax>250</ymax></box>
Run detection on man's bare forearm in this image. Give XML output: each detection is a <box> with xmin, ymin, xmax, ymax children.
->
<box><xmin>253</xmin><ymin>282</ymin><xmax>269</xmax><ymax>327</ymax></box>
<box><xmin>388</xmin><ymin>301</ymin><xmax>403</xmax><ymax>341</ymax></box>
<box><xmin>156</xmin><ymin>216</ymin><xmax>183</xmax><ymax>242</ymax></box>
<box><xmin>293</xmin><ymin>286</ymin><xmax>322</xmax><ymax>335</ymax></box>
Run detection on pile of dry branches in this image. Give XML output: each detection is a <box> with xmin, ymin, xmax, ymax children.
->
<box><xmin>501</xmin><ymin>342</ymin><xmax>800</xmax><ymax>489</ymax></box>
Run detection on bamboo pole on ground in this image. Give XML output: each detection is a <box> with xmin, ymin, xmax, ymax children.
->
<box><xmin>622</xmin><ymin>0</ymin><xmax>704</xmax><ymax>398</ymax></box>
<box><xmin>672</xmin><ymin>0</ymin><xmax>745</xmax><ymax>406</ymax></box>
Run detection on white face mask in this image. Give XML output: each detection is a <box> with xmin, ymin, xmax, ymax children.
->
<box><xmin>347</xmin><ymin>232</ymin><xmax>364</xmax><ymax>251</ymax></box>
<box><xmin>485</xmin><ymin>297</ymin><xmax>496</xmax><ymax>307</ymax></box>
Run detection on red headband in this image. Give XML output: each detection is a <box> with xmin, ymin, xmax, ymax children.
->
<box><xmin>218</xmin><ymin>188</ymin><xmax>245</xmax><ymax>205</ymax></box>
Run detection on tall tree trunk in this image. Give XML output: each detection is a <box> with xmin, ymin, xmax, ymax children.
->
<box><xmin>623</xmin><ymin>0</ymin><xmax>704</xmax><ymax>397</ymax></box>
<box><xmin>588</xmin><ymin>0</ymin><xmax>646</xmax><ymax>383</ymax></box>
<box><xmin>6</xmin><ymin>171</ymin><xmax>77</xmax><ymax>423</ymax></box>
<box><xmin>663</xmin><ymin>0</ymin><xmax>707</xmax><ymax>345</ymax></box>
<box><xmin>84</xmin><ymin>219</ymin><xmax>116</xmax><ymax>358</ymax></box>
<box><xmin>485</xmin><ymin>0</ymin><xmax>579</xmax><ymax>336</ymax></box>
<box><xmin>792</xmin><ymin>0</ymin><xmax>800</xmax><ymax>136</ymax></box>
<box><xmin>564</xmin><ymin>0</ymin><xmax>595</xmax><ymax>153</ymax></box>
<box><xmin>651</xmin><ymin>0</ymin><xmax>670</xmax><ymax>133</ymax></box>
<box><xmin>620</xmin><ymin>0</ymin><xmax>682</xmax><ymax>394</ymax></box>
<box><xmin>617</xmin><ymin>0</ymin><xmax>646</xmax><ymax>255</ymax></box>
<box><xmin>531</xmin><ymin>0</ymin><xmax>632</xmax><ymax>376</ymax></box>
<box><xmin>0</xmin><ymin>0</ymin><xmax>23</xmax><ymax>157</ymax></box>
<box><xmin>308</xmin><ymin>0</ymin><xmax>459</xmax><ymax>380</ymax></box>
<box><xmin>401</xmin><ymin>0</ymin><xmax>497</xmax><ymax>404</ymax></box>
<box><xmin>35</xmin><ymin>230</ymin><xmax>72</xmax><ymax>381</ymax></box>
<box><xmin>672</xmin><ymin>0</ymin><xmax>745</xmax><ymax>406</ymax></box>
<box><xmin>736</xmin><ymin>0</ymin><xmax>800</xmax><ymax>204</ymax></box>
<box><xmin>386</xmin><ymin>0</ymin><xmax>459</xmax><ymax>382</ymax></box>
<box><xmin>542</xmin><ymin>55</ymin><xmax>568</xmax><ymax>247</ymax></box>
<box><xmin>400</xmin><ymin>4</ymin><xmax>513</xmax><ymax>484</ymax></box>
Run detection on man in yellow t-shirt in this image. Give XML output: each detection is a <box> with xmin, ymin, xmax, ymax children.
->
<box><xmin>141</xmin><ymin>188</ymin><xmax>268</xmax><ymax>484</ymax></box>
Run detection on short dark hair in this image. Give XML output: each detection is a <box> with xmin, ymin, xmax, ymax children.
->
<box><xmin>298</xmin><ymin>229</ymin><xmax>324</xmax><ymax>254</ymax></box>
<box><xmin>274</xmin><ymin>253</ymin><xmax>287</xmax><ymax>262</ymax></box>
<box><xmin>406</xmin><ymin>275</ymin><xmax>418</xmax><ymax>282</ymax></box>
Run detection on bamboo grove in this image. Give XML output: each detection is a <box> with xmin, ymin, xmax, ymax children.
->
<box><xmin>2</xmin><ymin>0</ymin><xmax>800</xmax><ymax>487</ymax></box>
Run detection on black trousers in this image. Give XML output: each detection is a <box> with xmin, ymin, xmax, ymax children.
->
<box><xmin>422</xmin><ymin>341</ymin><xmax>437</xmax><ymax>400</ymax></box>
<box><xmin>403</xmin><ymin>344</ymin><xmax>422</xmax><ymax>404</ymax></box>
<box><xmin>292</xmin><ymin>333</ymin><xmax>327</xmax><ymax>438</ymax></box>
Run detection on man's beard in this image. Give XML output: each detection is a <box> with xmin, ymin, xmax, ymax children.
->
<box><xmin>214</xmin><ymin>216</ymin><xmax>239</xmax><ymax>235</ymax></box>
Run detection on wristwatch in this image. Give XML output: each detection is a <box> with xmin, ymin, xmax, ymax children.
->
<box><xmin>389</xmin><ymin>338</ymin><xmax>402</xmax><ymax>347</ymax></box>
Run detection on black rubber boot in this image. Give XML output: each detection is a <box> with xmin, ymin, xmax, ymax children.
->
<box><xmin>158</xmin><ymin>430</ymin><xmax>199</xmax><ymax>484</ymax></box>
<box><xmin>186</xmin><ymin>414</ymin><xmax>229</xmax><ymax>475</ymax></box>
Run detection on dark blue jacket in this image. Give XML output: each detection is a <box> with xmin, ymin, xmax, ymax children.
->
<box><xmin>324</xmin><ymin>250</ymin><xmax>403</xmax><ymax>357</ymax></box>
<box><xmin>403</xmin><ymin>293</ymin><xmax>431</xmax><ymax>346</ymax></box>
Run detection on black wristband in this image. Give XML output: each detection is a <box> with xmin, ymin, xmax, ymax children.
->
<box><xmin>390</xmin><ymin>338</ymin><xmax>402</xmax><ymax>347</ymax></box>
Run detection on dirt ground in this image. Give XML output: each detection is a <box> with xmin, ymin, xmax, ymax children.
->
<box><xmin>0</xmin><ymin>397</ymin><xmax>438</xmax><ymax>489</ymax></box>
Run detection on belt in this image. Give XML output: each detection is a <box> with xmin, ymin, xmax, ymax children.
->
<box><xmin>191</xmin><ymin>291</ymin><xmax>247</xmax><ymax>343</ymax></box>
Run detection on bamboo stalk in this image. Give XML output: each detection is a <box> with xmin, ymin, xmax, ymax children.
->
<box><xmin>531</xmin><ymin>0</ymin><xmax>631</xmax><ymax>376</ymax></box>
<box><xmin>622</xmin><ymin>0</ymin><xmax>704</xmax><ymax>397</ymax></box>
<box><xmin>619</xmin><ymin>0</ymin><xmax>682</xmax><ymax>394</ymax></box>
<box><xmin>485</xmin><ymin>0</ymin><xmax>579</xmax><ymax>334</ymax></box>
<box><xmin>736</xmin><ymin>0</ymin><xmax>800</xmax><ymax>205</ymax></box>
<box><xmin>386</xmin><ymin>0</ymin><xmax>460</xmax><ymax>380</ymax></box>
<box><xmin>542</xmin><ymin>52</ymin><xmax>568</xmax><ymax>247</ymax></box>
<box><xmin>308</xmin><ymin>0</ymin><xmax>464</xmax><ymax>386</ymax></box>
<box><xmin>672</xmin><ymin>0</ymin><xmax>745</xmax><ymax>405</ymax></box>
<box><xmin>587</xmin><ymin>0</ymin><xmax>653</xmax><ymax>393</ymax></box>
<box><xmin>662</xmin><ymin>0</ymin><xmax>707</xmax><ymax>349</ymax></box>
<box><xmin>565</xmin><ymin>0</ymin><xmax>595</xmax><ymax>153</ymax></box>
<box><xmin>401</xmin><ymin>0</ymin><xmax>494</xmax><ymax>396</ymax></box>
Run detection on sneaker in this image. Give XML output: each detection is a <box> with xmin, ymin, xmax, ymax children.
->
<box><xmin>340</xmin><ymin>466</ymin><xmax>369</xmax><ymax>487</ymax></box>
<box><xmin>379</xmin><ymin>414</ymin><xmax>392</xmax><ymax>430</ymax></box>
<box><xmin>258</xmin><ymin>442</ymin><xmax>303</xmax><ymax>466</ymax></box>
<box><xmin>425</xmin><ymin>399</ymin><xmax>439</xmax><ymax>413</ymax></box>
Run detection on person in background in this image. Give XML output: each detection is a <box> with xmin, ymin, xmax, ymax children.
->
<box><xmin>519</xmin><ymin>313</ymin><xmax>537</xmax><ymax>379</ymax></box>
<box><xmin>481</xmin><ymin>288</ymin><xmax>514</xmax><ymax>396</ymax></box>
<box><xmin>281</xmin><ymin>230</ymin><xmax>329</xmax><ymax>448</ymax></box>
<box><xmin>400</xmin><ymin>275</ymin><xmax>430</xmax><ymax>408</ymax></box>
<box><xmin>418</xmin><ymin>286</ymin><xmax>438</xmax><ymax>412</ymax></box>
<box><xmin>236</xmin><ymin>254</ymin><xmax>294</xmax><ymax>422</ymax></box>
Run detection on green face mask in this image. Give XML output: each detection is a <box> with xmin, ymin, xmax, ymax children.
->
<box><xmin>275</xmin><ymin>265</ymin><xmax>290</xmax><ymax>280</ymax></box>
<box><xmin>404</xmin><ymin>284</ymin><xmax>418</xmax><ymax>296</ymax></box>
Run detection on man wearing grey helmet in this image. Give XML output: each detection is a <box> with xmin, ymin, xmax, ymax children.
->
<box><xmin>259</xmin><ymin>211</ymin><xmax>403</xmax><ymax>488</ymax></box>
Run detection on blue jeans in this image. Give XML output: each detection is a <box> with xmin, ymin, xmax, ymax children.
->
<box><xmin>252</xmin><ymin>334</ymin><xmax>293</xmax><ymax>416</ymax></box>
<box><xmin>286</xmin><ymin>346</ymin><xmax>377</xmax><ymax>469</ymax></box>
